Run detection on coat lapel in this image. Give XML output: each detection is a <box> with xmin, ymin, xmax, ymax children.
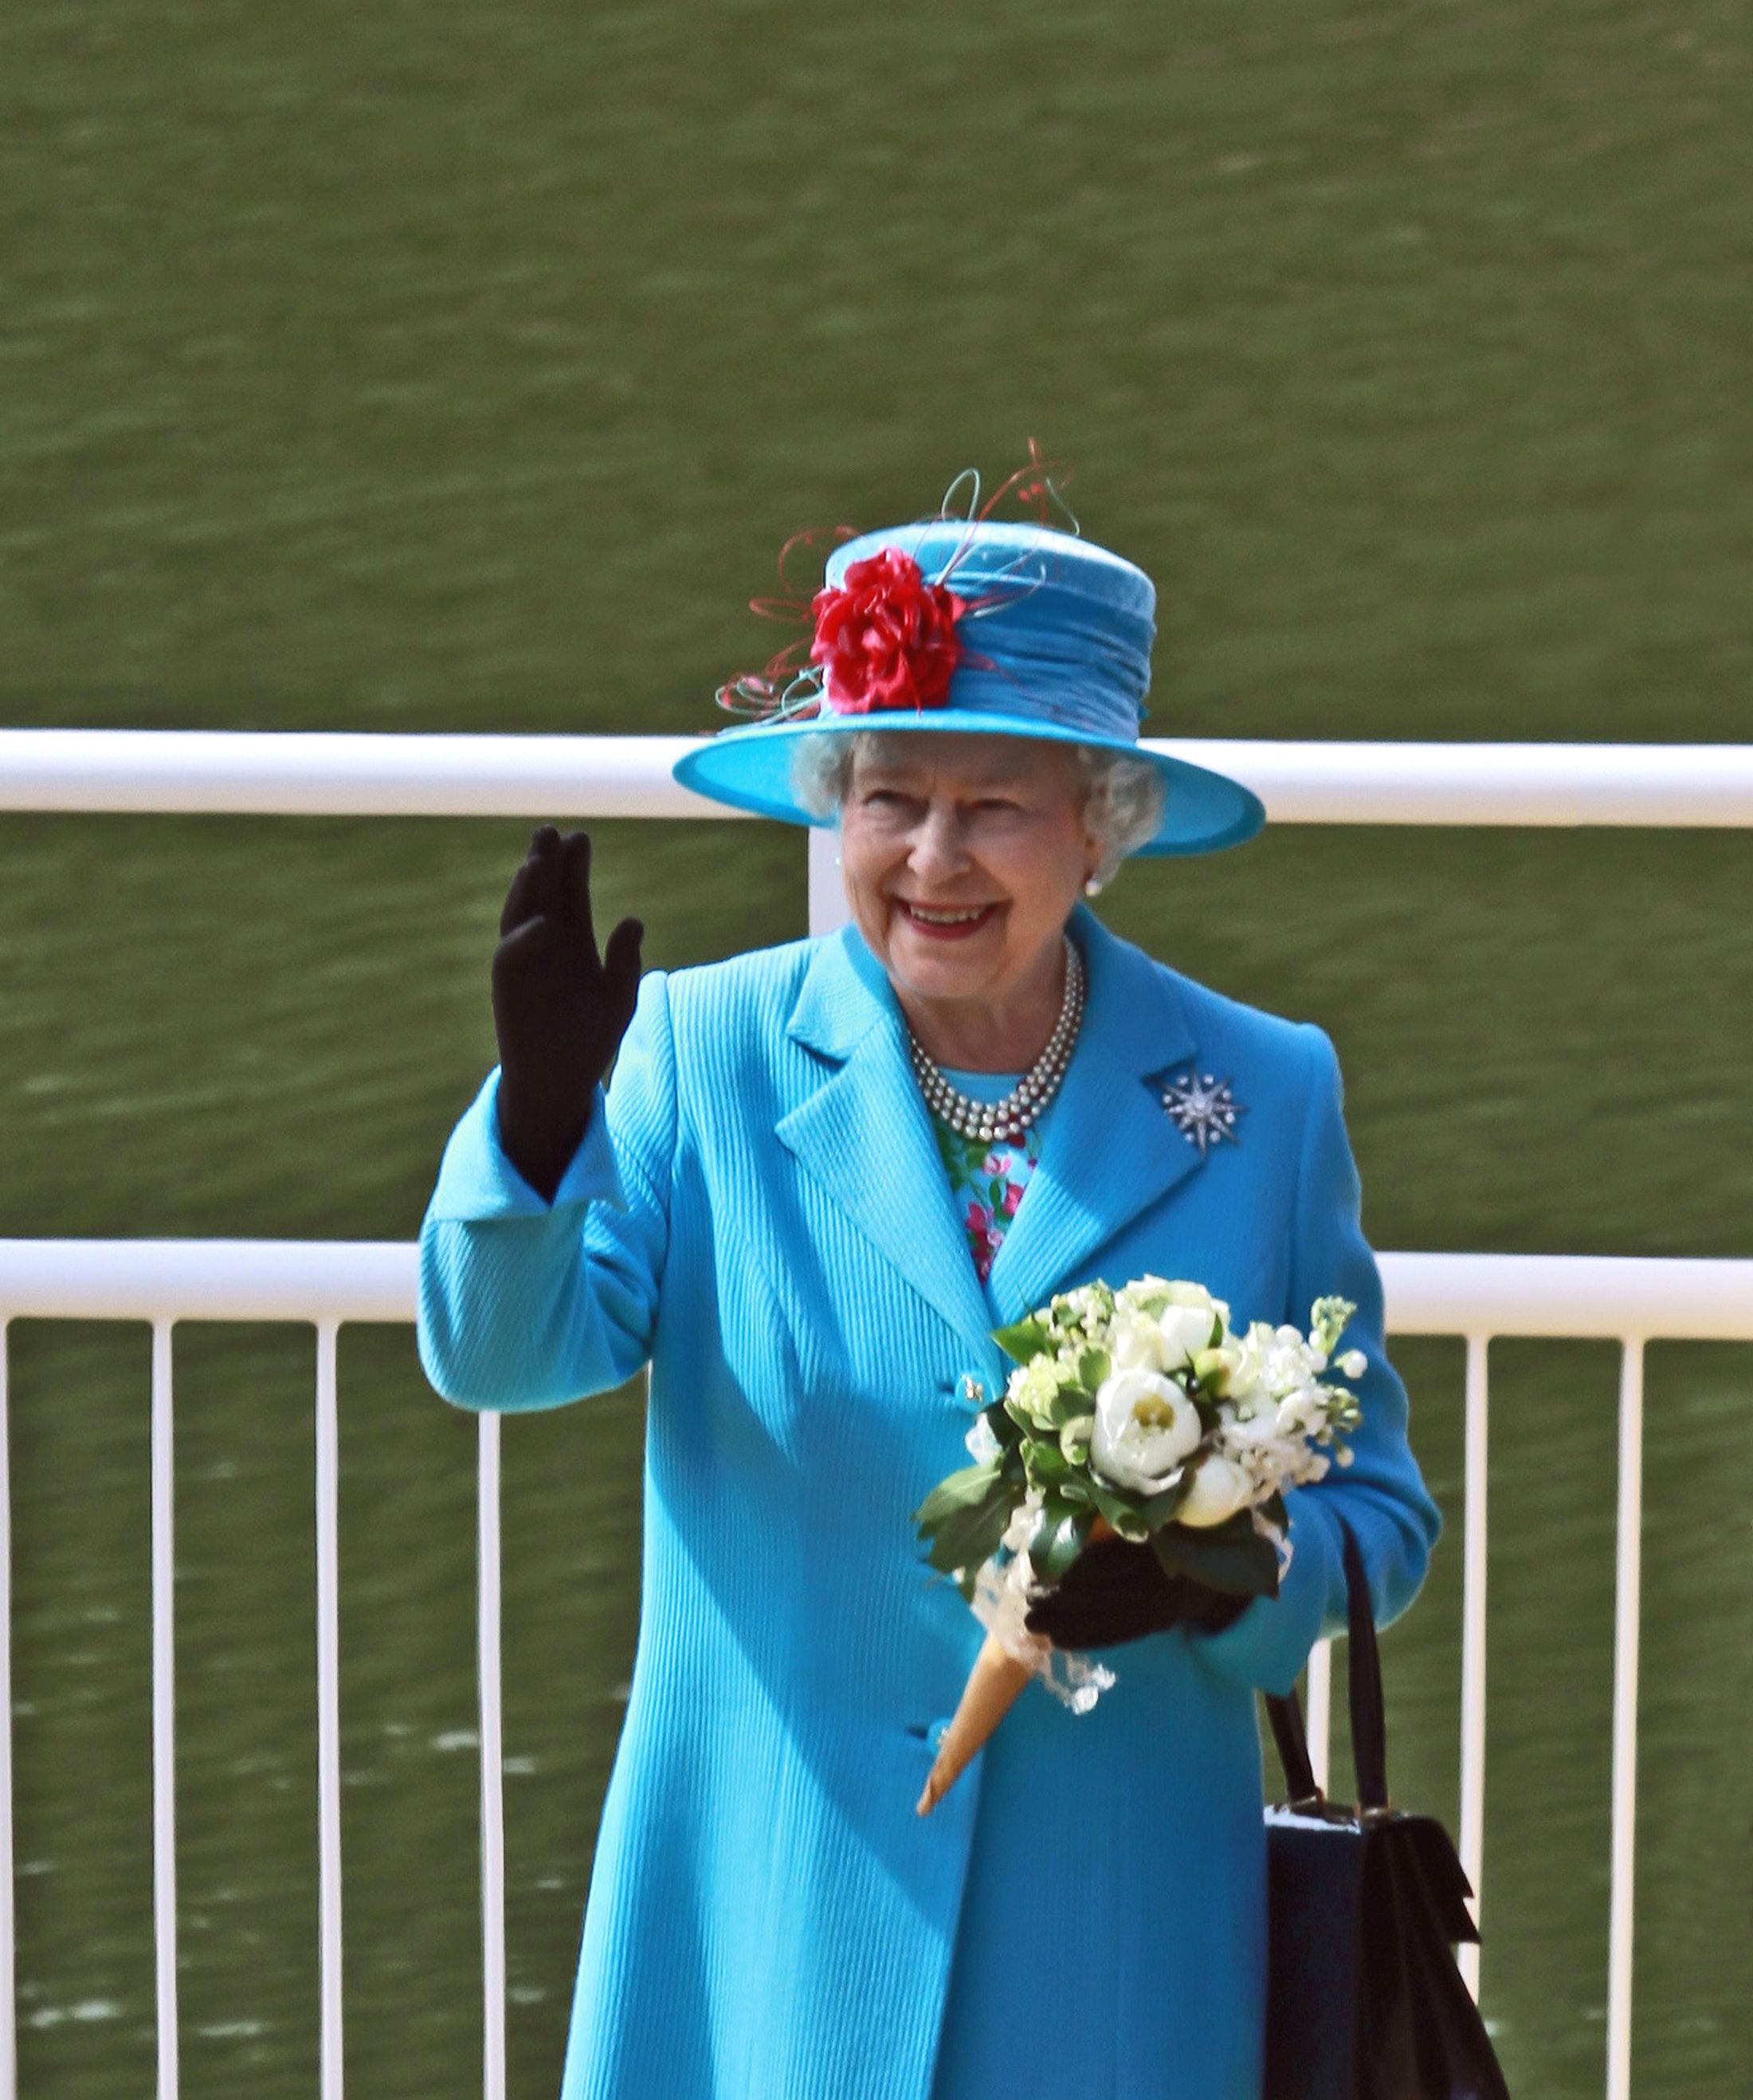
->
<box><xmin>777</xmin><ymin>925</ymin><xmax>998</xmax><ymax>1357</ymax></box>
<box><xmin>984</xmin><ymin>905</ymin><xmax>1206</xmax><ymax>1324</ymax></box>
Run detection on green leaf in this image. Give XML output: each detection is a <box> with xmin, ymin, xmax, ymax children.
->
<box><xmin>1077</xmin><ymin>1347</ymin><xmax>1112</xmax><ymax>1390</ymax></box>
<box><xmin>1309</xmin><ymin>1296</ymin><xmax>1358</xmax><ymax>1356</ymax></box>
<box><xmin>1029</xmin><ymin>1501</ymin><xmax>1094</xmax><ymax>1581</ymax></box>
<box><xmin>1139</xmin><ymin>1474</ymin><xmax>1194</xmax><ymax>1527</ymax></box>
<box><xmin>923</xmin><ymin>1488</ymin><xmax>1018</xmax><ymax>1578</ymax></box>
<box><xmin>980</xmin><ymin>1398</ymin><xmax>1020</xmax><ymax>1446</ymax></box>
<box><xmin>1041</xmin><ymin>1379</ymin><xmax>1094</xmax><ymax>1430</ymax></box>
<box><xmin>1150</xmin><ymin>1515</ymin><xmax>1280</xmax><ymax>1597</ymax></box>
<box><xmin>1193</xmin><ymin>1348</ymin><xmax>1229</xmax><ymax>1395</ymax></box>
<box><xmin>992</xmin><ymin>1315</ymin><xmax>1054</xmax><ymax>1365</ymax></box>
<box><xmin>1087</xmin><ymin>1476</ymin><xmax>1151</xmax><ymax>1543</ymax></box>
<box><xmin>911</xmin><ymin>1459</ymin><xmax>1004</xmax><ymax>1531</ymax></box>
<box><xmin>1023</xmin><ymin>1438</ymin><xmax>1073</xmax><ymax>1485</ymax></box>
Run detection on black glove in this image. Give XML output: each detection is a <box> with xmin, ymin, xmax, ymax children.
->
<box><xmin>490</xmin><ymin>826</ymin><xmax>643</xmax><ymax>1202</ymax></box>
<box><xmin>1023</xmin><ymin>1535</ymin><xmax>1253</xmax><ymax>1649</ymax></box>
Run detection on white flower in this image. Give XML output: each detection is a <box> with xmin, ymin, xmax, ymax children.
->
<box><xmin>1089</xmin><ymin>1368</ymin><xmax>1203</xmax><ymax>1495</ymax></box>
<box><xmin>1000</xmin><ymin>1491</ymin><xmax>1044</xmax><ymax>1558</ymax></box>
<box><xmin>1116</xmin><ymin>1274</ymin><xmax>1172</xmax><ymax>1315</ymax></box>
<box><xmin>1276</xmin><ymin>1391</ymin><xmax>1324</xmax><ymax>1439</ymax></box>
<box><xmin>1261</xmin><ymin>1329</ymin><xmax>1320</xmax><ymax>1401</ymax></box>
<box><xmin>1108</xmin><ymin>1308</ymin><xmax>1167</xmax><ymax>1373</ymax></box>
<box><xmin>1158</xmin><ymin>1302</ymin><xmax>1219</xmax><ymax>1374</ymax></box>
<box><xmin>1162</xmin><ymin>1278</ymin><xmax>1230</xmax><ymax>1326</ymax></box>
<box><xmin>1178</xmin><ymin>1454</ymin><xmax>1253</xmax><ymax>1528</ymax></box>
<box><xmin>1338</xmin><ymin>1349</ymin><xmax>1368</xmax><ymax>1381</ymax></box>
<box><xmin>1219</xmin><ymin>1398</ymin><xmax>1282</xmax><ymax>1450</ymax></box>
<box><xmin>1229</xmin><ymin>1328</ymin><xmax>1259</xmax><ymax>1378</ymax></box>
<box><xmin>964</xmin><ymin>1415</ymin><xmax>1002</xmax><ymax>1464</ymax></box>
<box><xmin>1195</xmin><ymin>1325</ymin><xmax>1265</xmax><ymax>1400</ymax></box>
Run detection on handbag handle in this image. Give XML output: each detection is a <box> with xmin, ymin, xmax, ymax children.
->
<box><xmin>1265</xmin><ymin>1682</ymin><xmax>1322</xmax><ymax>1805</ymax></box>
<box><xmin>1263</xmin><ymin>1516</ymin><xmax>1390</xmax><ymax>1811</ymax></box>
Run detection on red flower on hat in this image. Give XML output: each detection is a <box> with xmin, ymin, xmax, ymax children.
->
<box><xmin>809</xmin><ymin>548</ymin><xmax>966</xmax><ymax>715</ymax></box>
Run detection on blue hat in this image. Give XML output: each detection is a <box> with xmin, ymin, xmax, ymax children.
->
<box><xmin>671</xmin><ymin>518</ymin><xmax>1265</xmax><ymax>857</ymax></box>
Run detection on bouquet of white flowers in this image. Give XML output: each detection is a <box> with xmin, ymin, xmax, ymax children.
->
<box><xmin>911</xmin><ymin>1277</ymin><xmax>1365</xmax><ymax>1815</ymax></box>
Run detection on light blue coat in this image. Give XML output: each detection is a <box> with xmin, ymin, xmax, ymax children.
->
<box><xmin>417</xmin><ymin>903</ymin><xmax>1441</xmax><ymax>2100</ymax></box>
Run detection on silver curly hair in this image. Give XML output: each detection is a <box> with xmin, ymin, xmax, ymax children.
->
<box><xmin>790</xmin><ymin>729</ymin><xmax>1164</xmax><ymax>892</ymax></box>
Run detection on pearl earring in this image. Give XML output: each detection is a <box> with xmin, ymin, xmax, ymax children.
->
<box><xmin>1083</xmin><ymin>874</ymin><xmax>1104</xmax><ymax>897</ymax></box>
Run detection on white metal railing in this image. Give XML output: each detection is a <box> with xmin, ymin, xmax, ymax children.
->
<box><xmin>1368</xmin><ymin>1253</ymin><xmax>1753</xmax><ymax>2055</ymax></box>
<box><xmin>2</xmin><ymin>1243</ymin><xmax>1750</xmax><ymax>2100</ymax></box>
<box><xmin>4</xmin><ymin>727</ymin><xmax>1753</xmax><ymax>826</ymax></box>
<box><xmin>3</xmin><ymin>733</ymin><xmax>1751</xmax><ymax>2100</ymax></box>
<box><xmin>0</xmin><ymin>1245</ymin><xmax>410</xmax><ymax>2100</ymax></box>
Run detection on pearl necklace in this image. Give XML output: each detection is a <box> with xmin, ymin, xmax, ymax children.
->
<box><xmin>906</xmin><ymin>937</ymin><xmax>1085</xmax><ymax>1144</ymax></box>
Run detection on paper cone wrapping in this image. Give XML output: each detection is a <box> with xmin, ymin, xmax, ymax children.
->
<box><xmin>915</xmin><ymin>1634</ymin><xmax>1030</xmax><ymax>1815</ymax></box>
<box><xmin>915</xmin><ymin>1515</ymin><xmax>1118</xmax><ymax>1817</ymax></box>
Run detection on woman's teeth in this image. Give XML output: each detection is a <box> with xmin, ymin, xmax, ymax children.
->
<box><xmin>904</xmin><ymin>904</ymin><xmax>990</xmax><ymax>924</ymax></box>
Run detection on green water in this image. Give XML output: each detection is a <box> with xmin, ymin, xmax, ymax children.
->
<box><xmin>2</xmin><ymin>2</ymin><xmax>1750</xmax><ymax>2093</ymax></box>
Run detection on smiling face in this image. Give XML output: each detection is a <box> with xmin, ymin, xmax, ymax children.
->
<box><xmin>837</xmin><ymin>731</ymin><xmax>1102</xmax><ymax>1026</ymax></box>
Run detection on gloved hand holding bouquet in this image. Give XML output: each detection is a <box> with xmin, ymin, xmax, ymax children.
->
<box><xmin>911</xmin><ymin>1278</ymin><xmax>1366</xmax><ymax>1816</ymax></box>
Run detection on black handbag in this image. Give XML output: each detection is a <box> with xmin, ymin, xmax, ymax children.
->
<box><xmin>1261</xmin><ymin>1522</ymin><xmax>1511</xmax><ymax>2100</ymax></box>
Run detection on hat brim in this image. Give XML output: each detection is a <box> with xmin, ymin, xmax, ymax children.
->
<box><xmin>671</xmin><ymin>710</ymin><xmax>1265</xmax><ymax>858</ymax></box>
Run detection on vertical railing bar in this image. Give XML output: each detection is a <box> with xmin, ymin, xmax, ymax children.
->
<box><xmin>0</xmin><ymin>1321</ymin><xmax>15</xmax><ymax>2100</ymax></box>
<box><xmin>1458</xmin><ymin>1332</ymin><xmax>1491</xmax><ymax>2000</ymax></box>
<box><xmin>806</xmin><ymin>826</ymin><xmax>849</xmax><ymax>937</ymax></box>
<box><xmin>478</xmin><ymin>1411</ymin><xmax>506</xmax><ymax>2100</ymax></box>
<box><xmin>1305</xmin><ymin>1639</ymin><xmax>1331</xmax><ymax>1794</ymax></box>
<box><xmin>315</xmin><ymin>1321</ymin><xmax>343</xmax><ymax>2100</ymax></box>
<box><xmin>1606</xmin><ymin>1337</ymin><xmax>1645</xmax><ymax>2100</ymax></box>
<box><xmin>151</xmin><ymin>1319</ymin><xmax>178</xmax><ymax>2100</ymax></box>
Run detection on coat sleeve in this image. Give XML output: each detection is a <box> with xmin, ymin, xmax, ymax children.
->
<box><xmin>1190</xmin><ymin>1022</ymin><xmax>1443</xmax><ymax>1697</ymax></box>
<box><xmin>415</xmin><ymin>970</ymin><xmax>676</xmax><ymax>1411</ymax></box>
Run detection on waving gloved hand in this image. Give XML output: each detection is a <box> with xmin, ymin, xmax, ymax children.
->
<box><xmin>490</xmin><ymin>825</ymin><xmax>643</xmax><ymax>1202</ymax></box>
<box><xmin>1023</xmin><ymin>1535</ymin><xmax>1252</xmax><ymax>1650</ymax></box>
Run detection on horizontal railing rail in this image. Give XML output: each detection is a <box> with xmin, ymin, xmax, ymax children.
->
<box><xmin>4</xmin><ymin>728</ymin><xmax>1753</xmax><ymax>826</ymax></box>
<box><xmin>3</xmin><ymin>1238</ymin><xmax>1751</xmax><ymax>1336</ymax></box>
<box><xmin>2</xmin><ymin>1242</ymin><xmax>1749</xmax><ymax>2100</ymax></box>
<box><xmin>0</xmin><ymin>1238</ymin><xmax>414</xmax><ymax>1325</ymax></box>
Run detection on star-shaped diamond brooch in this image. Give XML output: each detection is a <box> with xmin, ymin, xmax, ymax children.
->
<box><xmin>1157</xmin><ymin>1064</ymin><xmax>1246</xmax><ymax>1156</ymax></box>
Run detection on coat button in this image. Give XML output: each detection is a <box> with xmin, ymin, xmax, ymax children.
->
<box><xmin>926</xmin><ymin>1717</ymin><xmax>951</xmax><ymax>1753</ymax></box>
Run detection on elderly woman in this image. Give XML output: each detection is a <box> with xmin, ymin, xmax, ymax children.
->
<box><xmin>417</xmin><ymin>514</ymin><xmax>1441</xmax><ymax>2100</ymax></box>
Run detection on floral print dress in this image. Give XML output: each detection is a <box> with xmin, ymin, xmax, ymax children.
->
<box><xmin>927</xmin><ymin>1068</ymin><xmax>1049</xmax><ymax>1290</ymax></box>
